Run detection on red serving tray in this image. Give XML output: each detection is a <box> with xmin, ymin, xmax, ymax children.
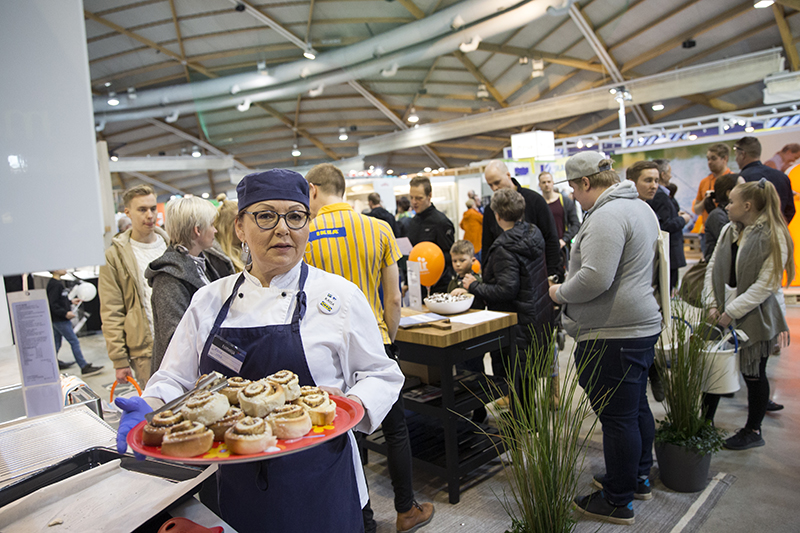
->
<box><xmin>128</xmin><ymin>395</ymin><xmax>364</xmax><ymax>465</ymax></box>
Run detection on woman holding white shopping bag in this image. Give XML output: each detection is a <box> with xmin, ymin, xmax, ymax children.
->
<box><xmin>702</xmin><ymin>178</ymin><xmax>794</xmax><ymax>450</ymax></box>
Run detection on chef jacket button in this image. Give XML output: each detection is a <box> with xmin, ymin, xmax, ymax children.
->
<box><xmin>281</xmin><ymin>292</ymin><xmax>287</xmax><ymax>297</ymax></box>
<box><xmin>238</xmin><ymin>293</ymin><xmax>244</xmax><ymax>298</ymax></box>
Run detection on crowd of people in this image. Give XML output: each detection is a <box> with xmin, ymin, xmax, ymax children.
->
<box><xmin>72</xmin><ymin>133</ymin><xmax>792</xmax><ymax>530</ymax></box>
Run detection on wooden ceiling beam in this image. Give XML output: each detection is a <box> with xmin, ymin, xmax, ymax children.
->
<box><xmin>608</xmin><ymin>0</ymin><xmax>701</xmax><ymax>54</ymax></box>
<box><xmin>476</xmin><ymin>43</ymin><xmax>607</xmax><ymax>74</ymax></box>
<box><xmin>620</xmin><ymin>2</ymin><xmax>753</xmax><ymax>73</ymax></box>
<box><xmin>254</xmin><ymin>101</ymin><xmax>340</xmax><ymax>160</ymax></box>
<box><xmin>773</xmin><ymin>3</ymin><xmax>800</xmax><ymax>71</ymax></box>
<box><xmin>669</xmin><ymin>19</ymin><xmax>778</xmax><ymax>70</ymax></box>
<box><xmin>84</xmin><ymin>9</ymin><xmax>216</xmax><ymax>79</ymax></box>
<box><xmin>396</xmin><ymin>0</ymin><xmax>425</xmax><ymax>20</ymax></box>
<box><xmin>452</xmin><ymin>51</ymin><xmax>508</xmax><ymax>107</ymax></box>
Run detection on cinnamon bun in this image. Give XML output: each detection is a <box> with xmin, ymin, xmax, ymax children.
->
<box><xmin>142</xmin><ymin>410</ymin><xmax>184</xmax><ymax>446</ymax></box>
<box><xmin>220</xmin><ymin>377</ymin><xmax>251</xmax><ymax>405</ymax></box>
<box><xmin>181</xmin><ymin>391</ymin><xmax>230</xmax><ymax>426</ymax></box>
<box><xmin>238</xmin><ymin>380</ymin><xmax>285</xmax><ymax>417</ymax></box>
<box><xmin>267</xmin><ymin>404</ymin><xmax>312</xmax><ymax>439</ymax></box>
<box><xmin>224</xmin><ymin>416</ymin><xmax>277</xmax><ymax>455</ymax></box>
<box><xmin>267</xmin><ymin>370</ymin><xmax>301</xmax><ymax>401</ymax></box>
<box><xmin>161</xmin><ymin>420</ymin><xmax>214</xmax><ymax>457</ymax></box>
<box><xmin>209</xmin><ymin>407</ymin><xmax>244</xmax><ymax>441</ymax></box>
<box><xmin>295</xmin><ymin>389</ymin><xmax>337</xmax><ymax>426</ymax></box>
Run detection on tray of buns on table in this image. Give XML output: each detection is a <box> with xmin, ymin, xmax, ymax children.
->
<box><xmin>128</xmin><ymin>370</ymin><xmax>364</xmax><ymax>465</ymax></box>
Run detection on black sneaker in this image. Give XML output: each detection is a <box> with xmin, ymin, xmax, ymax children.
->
<box><xmin>573</xmin><ymin>490</ymin><xmax>634</xmax><ymax>525</ymax></box>
<box><xmin>723</xmin><ymin>428</ymin><xmax>765</xmax><ymax>450</ymax></box>
<box><xmin>57</xmin><ymin>360</ymin><xmax>75</xmax><ymax>370</ymax></box>
<box><xmin>80</xmin><ymin>364</ymin><xmax>104</xmax><ymax>377</ymax></box>
<box><xmin>592</xmin><ymin>474</ymin><xmax>652</xmax><ymax>500</ymax></box>
<box><xmin>766</xmin><ymin>400</ymin><xmax>784</xmax><ymax>412</ymax></box>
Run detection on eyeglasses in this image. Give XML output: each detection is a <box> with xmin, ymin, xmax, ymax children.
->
<box><xmin>244</xmin><ymin>209</ymin><xmax>310</xmax><ymax>230</ymax></box>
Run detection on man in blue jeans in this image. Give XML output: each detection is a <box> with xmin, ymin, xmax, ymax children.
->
<box><xmin>47</xmin><ymin>270</ymin><xmax>103</xmax><ymax>377</ymax></box>
<box><xmin>549</xmin><ymin>151</ymin><xmax>662</xmax><ymax>525</ymax></box>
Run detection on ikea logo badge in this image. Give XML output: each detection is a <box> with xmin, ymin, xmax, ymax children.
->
<box><xmin>310</xmin><ymin>227</ymin><xmax>347</xmax><ymax>242</ymax></box>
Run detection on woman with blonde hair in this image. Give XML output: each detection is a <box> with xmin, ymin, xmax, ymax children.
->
<box><xmin>145</xmin><ymin>196</ymin><xmax>235</xmax><ymax>371</ymax></box>
<box><xmin>215</xmin><ymin>195</ymin><xmax>245</xmax><ymax>272</ymax></box>
<box><xmin>703</xmin><ymin>178</ymin><xmax>794</xmax><ymax>450</ymax></box>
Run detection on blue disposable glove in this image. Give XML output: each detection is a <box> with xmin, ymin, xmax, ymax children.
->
<box><xmin>115</xmin><ymin>396</ymin><xmax>152</xmax><ymax>459</ymax></box>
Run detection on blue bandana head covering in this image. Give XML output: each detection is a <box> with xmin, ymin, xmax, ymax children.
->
<box><xmin>236</xmin><ymin>169</ymin><xmax>309</xmax><ymax>210</ymax></box>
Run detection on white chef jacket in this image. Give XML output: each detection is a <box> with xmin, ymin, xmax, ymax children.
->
<box><xmin>144</xmin><ymin>260</ymin><xmax>405</xmax><ymax>507</ymax></box>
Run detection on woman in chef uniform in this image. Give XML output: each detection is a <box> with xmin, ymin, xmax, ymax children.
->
<box><xmin>116</xmin><ymin>169</ymin><xmax>404</xmax><ymax>532</ymax></box>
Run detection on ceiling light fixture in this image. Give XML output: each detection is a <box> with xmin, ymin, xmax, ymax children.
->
<box><xmin>476</xmin><ymin>84</ymin><xmax>489</xmax><ymax>99</ymax></box>
<box><xmin>104</xmin><ymin>82</ymin><xmax>112</xmax><ymax>87</ymax></box>
<box><xmin>651</xmin><ymin>102</ymin><xmax>665</xmax><ymax>111</ymax></box>
<box><xmin>107</xmin><ymin>92</ymin><xmax>120</xmax><ymax>106</ymax></box>
<box><xmin>303</xmin><ymin>44</ymin><xmax>316</xmax><ymax>60</ymax></box>
<box><xmin>423</xmin><ymin>167</ymin><xmax>432</xmax><ymax>173</ymax></box>
<box><xmin>745</xmin><ymin>121</ymin><xmax>755</xmax><ymax>133</ymax></box>
<box><xmin>381</xmin><ymin>63</ymin><xmax>399</xmax><ymax>77</ymax></box>
<box><xmin>110</xmin><ymin>154</ymin><xmax>119</xmax><ymax>162</ymax></box>
<box><xmin>387</xmin><ymin>169</ymin><xmax>394</xmax><ymax>175</ymax></box>
<box><xmin>754</xmin><ymin>0</ymin><xmax>774</xmax><ymax>8</ymax></box>
<box><xmin>688</xmin><ymin>134</ymin><xmax>698</xmax><ymax>140</ymax></box>
<box><xmin>407</xmin><ymin>107</ymin><xmax>419</xmax><ymax>123</ymax></box>
<box><xmin>191</xmin><ymin>145</ymin><xmax>202</xmax><ymax>158</ymax></box>
<box><xmin>257</xmin><ymin>60</ymin><xmax>267</xmax><ymax>72</ymax></box>
<box><xmin>339</xmin><ymin>127</ymin><xmax>348</xmax><ymax>141</ymax></box>
<box><xmin>308</xmin><ymin>84</ymin><xmax>324</xmax><ymax>97</ymax></box>
<box><xmin>202</xmin><ymin>192</ymin><xmax>210</xmax><ymax>199</ymax></box>
<box><xmin>576</xmin><ymin>139</ymin><xmax>584</xmax><ymax>149</ymax></box>
<box><xmin>127</xmin><ymin>87</ymin><xmax>137</xmax><ymax>100</ymax></box>
<box><xmin>292</xmin><ymin>144</ymin><xmax>301</xmax><ymax>157</ymax></box>
<box><xmin>531</xmin><ymin>58</ymin><xmax>545</xmax><ymax>79</ymax></box>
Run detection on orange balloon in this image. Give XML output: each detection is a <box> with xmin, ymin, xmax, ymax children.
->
<box><xmin>409</xmin><ymin>242</ymin><xmax>445</xmax><ymax>288</ymax></box>
<box><xmin>471</xmin><ymin>258</ymin><xmax>481</xmax><ymax>274</ymax></box>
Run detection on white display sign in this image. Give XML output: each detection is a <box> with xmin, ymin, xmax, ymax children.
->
<box><xmin>7</xmin><ymin>290</ymin><xmax>63</xmax><ymax>418</ymax></box>
<box><xmin>510</xmin><ymin>130</ymin><xmax>556</xmax><ymax>160</ymax></box>
<box><xmin>406</xmin><ymin>261</ymin><xmax>423</xmax><ymax>312</ymax></box>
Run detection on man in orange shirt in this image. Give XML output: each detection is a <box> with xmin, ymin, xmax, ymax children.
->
<box><xmin>692</xmin><ymin>143</ymin><xmax>732</xmax><ymax>250</ymax></box>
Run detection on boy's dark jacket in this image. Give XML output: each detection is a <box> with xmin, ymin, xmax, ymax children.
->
<box><xmin>46</xmin><ymin>278</ymin><xmax>72</xmax><ymax>321</ymax></box>
<box><xmin>468</xmin><ymin>221</ymin><xmax>553</xmax><ymax>345</ymax></box>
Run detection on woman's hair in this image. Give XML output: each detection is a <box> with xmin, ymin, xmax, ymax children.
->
<box><xmin>165</xmin><ymin>196</ymin><xmax>218</xmax><ymax>249</ymax></box>
<box><xmin>397</xmin><ymin>196</ymin><xmax>410</xmax><ymax>212</ymax></box>
<box><xmin>465</xmin><ymin>198</ymin><xmax>474</xmax><ymax>209</ymax></box>
<box><xmin>569</xmin><ymin>158</ymin><xmax>619</xmax><ymax>189</ymax></box>
<box><xmin>490</xmin><ymin>188</ymin><xmax>525</xmax><ymax>222</ymax></box>
<box><xmin>215</xmin><ymin>199</ymin><xmax>245</xmax><ymax>272</ymax></box>
<box><xmin>713</xmin><ymin>173</ymin><xmax>738</xmax><ymax>207</ymax></box>
<box><xmin>733</xmin><ymin>180</ymin><xmax>795</xmax><ymax>287</ymax></box>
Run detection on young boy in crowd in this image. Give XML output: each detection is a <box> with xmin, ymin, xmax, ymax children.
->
<box><xmin>47</xmin><ymin>270</ymin><xmax>104</xmax><ymax>376</ymax></box>
<box><xmin>447</xmin><ymin>240</ymin><xmax>482</xmax><ymax>296</ymax></box>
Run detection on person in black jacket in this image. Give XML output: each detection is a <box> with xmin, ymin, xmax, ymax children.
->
<box><xmin>483</xmin><ymin>161</ymin><xmax>563</xmax><ymax>281</ymax></box>
<box><xmin>366</xmin><ymin>192</ymin><xmax>399</xmax><ymax>236</ymax></box>
<box><xmin>734</xmin><ymin>136</ymin><xmax>796</xmax><ymax>224</ymax></box>
<box><xmin>647</xmin><ymin>161</ymin><xmax>691</xmax><ymax>290</ymax></box>
<box><xmin>47</xmin><ymin>270</ymin><xmax>104</xmax><ymax>376</ymax></box>
<box><xmin>407</xmin><ymin>176</ymin><xmax>455</xmax><ymax>294</ymax></box>
<box><xmin>458</xmin><ymin>188</ymin><xmax>554</xmax><ymax>384</ymax></box>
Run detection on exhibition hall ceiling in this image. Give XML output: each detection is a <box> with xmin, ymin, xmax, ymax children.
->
<box><xmin>84</xmin><ymin>0</ymin><xmax>800</xmax><ymax>196</ymax></box>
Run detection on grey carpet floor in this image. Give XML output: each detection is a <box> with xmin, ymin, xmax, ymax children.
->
<box><xmin>364</xmin><ymin>440</ymin><xmax>735</xmax><ymax>533</ymax></box>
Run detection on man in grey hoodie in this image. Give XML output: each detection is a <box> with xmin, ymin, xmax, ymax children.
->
<box><xmin>549</xmin><ymin>152</ymin><xmax>662</xmax><ymax>526</ymax></box>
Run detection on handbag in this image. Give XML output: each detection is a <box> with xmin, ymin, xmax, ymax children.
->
<box><xmin>677</xmin><ymin>260</ymin><xmax>707</xmax><ymax>308</ymax></box>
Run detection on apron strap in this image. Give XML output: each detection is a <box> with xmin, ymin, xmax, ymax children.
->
<box><xmin>292</xmin><ymin>262</ymin><xmax>309</xmax><ymax>333</ymax></box>
<box><xmin>200</xmin><ymin>273</ymin><xmax>247</xmax><ymax>362</ymax></box>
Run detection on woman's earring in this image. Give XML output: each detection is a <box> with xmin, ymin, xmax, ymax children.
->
<box><xmin>241</xmin><ymin>242</ymin><xmax>251</xmax><ymax>265</ymax></box>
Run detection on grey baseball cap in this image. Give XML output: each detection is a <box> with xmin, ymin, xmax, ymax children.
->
<box><xmin>555</xmin><ymin>151</ymin><xmax>612</xmax><ymax>183</ymax></box>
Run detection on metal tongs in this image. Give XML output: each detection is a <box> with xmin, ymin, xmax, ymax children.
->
<box><xmin>145</xmin><ymin>371</ymin><xmax>229</xmax><ymax>423</ymax></box>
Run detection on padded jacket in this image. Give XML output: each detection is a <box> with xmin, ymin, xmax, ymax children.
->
<box><xmin>468</xmin><ymin>221</ymin><xmax>553</xmax><ymax>347</ymax></box>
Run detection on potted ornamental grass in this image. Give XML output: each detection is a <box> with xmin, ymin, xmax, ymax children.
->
<box><xmin>653</xmin><ymin>306</ymin><xmax>726</xmax><ymax>492</ymax></box>
<box><xmin>481</xmin><ymin>331</ymin><xmax>608</xmax><ymax>533</ymax></box>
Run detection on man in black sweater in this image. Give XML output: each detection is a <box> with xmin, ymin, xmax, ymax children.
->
<box><xmin>407</xmin><ymin>175</ymin><xmax>455</xmax><ymax>294</ymax></box>
<box><xmin>366</xmin><ymin>192</ymin><xmax>399</xmax><ymax>236</ymax></box>
<box><xmin>734</xmin><ymin>136</ymin><xmax>795</xmax><ymax>224</ymax></box>
<box><xmin>483</xmin><ymin>161</ymin><xmax>563</xmax><ymax>281</ymax></box>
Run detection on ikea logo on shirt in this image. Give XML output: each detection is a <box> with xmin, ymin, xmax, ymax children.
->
<box><xmin>309</xmin><ymin>227</ymin><xmax>347</xmax><ymax>241</ymax></box>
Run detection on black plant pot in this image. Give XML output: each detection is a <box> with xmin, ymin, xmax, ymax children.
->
<box><xmin>654</xmin><ymin>441</ymin><xmax>712</xmax><ymax>493</ymax></box>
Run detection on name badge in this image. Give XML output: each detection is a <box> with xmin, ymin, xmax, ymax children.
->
<box><xmin>207</xmin><ymin>335</ymin><xmax>246</xmax><ymax>374</ymax></box>
<box><xmin>318</xmin><ymin>292</ymin><xmax>340</xmax><ymax>315</ymax></box>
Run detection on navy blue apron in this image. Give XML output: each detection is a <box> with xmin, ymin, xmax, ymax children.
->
<box><xmin>199</xmin><ymin>264</ymin><xmax>363</xmax><ymax>533</ymax></box>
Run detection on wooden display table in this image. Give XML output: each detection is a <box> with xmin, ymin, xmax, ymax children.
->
<box><xmin>365</xmin><ymin>308</ymin><xmax>517</xmax><ymax>504</ymax></box>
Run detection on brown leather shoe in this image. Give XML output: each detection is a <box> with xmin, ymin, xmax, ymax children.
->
<box><xmin>396</xmin><ymin>501</ymin><xmax>434</xmax><ymax>533</ymax></box>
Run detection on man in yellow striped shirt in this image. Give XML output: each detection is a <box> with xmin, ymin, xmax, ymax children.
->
<box><xmin>304</xmin><ymin>164</ymin><xmax>434</xmax><ymax>533</ymax></box>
